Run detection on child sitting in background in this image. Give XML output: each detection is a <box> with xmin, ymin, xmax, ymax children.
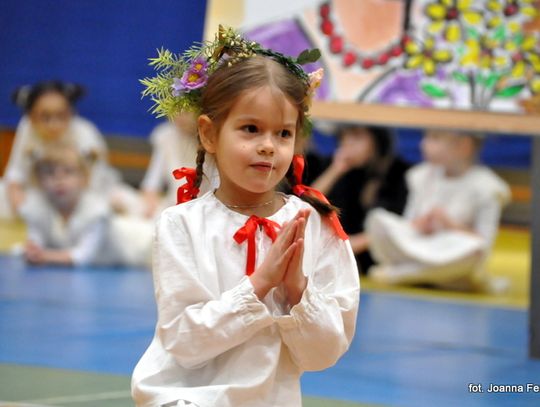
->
<box><xmin>1</xmin><ymin>80</ymin><xmax>140</xmax><ymax>219</ymax></box>
<box><xmin>140</xmin><ymin>112</ymin><xmax>219</xmax><ymax>218</ymax></box>
<box><xmin>20</xmin><ymin>143</ymin><xmax>151</xmax><ymax>267</ymax></box>
<box><xmin>366</xmin><ymin>129</ymin><xmax>511</xmax><ymax>291</ymax></box>
<box><xmin>311</xmin><ymin>125</ymin><xmax>410</xmax><ymax>274</ymax></box>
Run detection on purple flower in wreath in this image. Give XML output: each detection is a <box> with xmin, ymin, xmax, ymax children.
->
<box><xmin>190</xmin><ymin>56</ymin><xmax>208</xmax><ymax>73</ymax></box>
<box><xmin>181</xmin><ymin>57</ymin><xmax>209</xmax><ymax>90</ymax></box>
<box><xmin>171</xmin><ymin>77</ymin><xmax>184</xmax><ymax>97</ymax></box>
<box><xmin>171</xmin><ymin>57</ymin><xmax>209</xmax><ymax>96</ymax></box>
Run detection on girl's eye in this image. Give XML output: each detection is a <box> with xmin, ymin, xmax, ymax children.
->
<box><xmin>243</xmin><ymin>125</ymin><xmax>258</xmax><ymax>133</ymax></box>
<box><xmin>280</xmin><ymin>129</ymin><xmax>292</xmax><ymax>138</ymax></box>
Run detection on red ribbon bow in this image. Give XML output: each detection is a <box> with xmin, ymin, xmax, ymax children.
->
<box><xmin>234</xmin><ymin>216</ymin><xmax>281</xmax><ymax>276</ymax></box>
<box><xmin>291</xmin><ymin>155</ymin><xmax>348</xmax><ymax>240</ymax></box>
<box><xmin>172</xmin><ymin>167</ymin><xmax>200</xmax><ymax>204</ymax></box>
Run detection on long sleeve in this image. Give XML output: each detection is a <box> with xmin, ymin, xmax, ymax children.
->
<box><xmin>472</xmin><ymin>194</ymin><xmax>504</xmax><ymax>248</ymax></box>
<box><xmin>403</xmin><ymin>164</ymin><xmax>425</xmax><ymax>220</ymax></box>
<box><xmin>153</xmin><ymin>213</ymin><xmax>274</xmax><ymax>369</ymax></box>
<box><xmin>472</xmin><ymin>168</ymin><xmax>511</xmax><ymax>248</ymax></box>
<box><xmin>70</xmin><ymin>219</ymin><xmax>108</xmax><ymax>266</ymax></box>
<box><xmin>26</xmin><ymin>225</ymin><xmax>45</xmax><ymax>247</ymax></box>
<box><xmin>275</xmin><ymin>233</ymin><xmax>360</xmax><ymax>371</ymax></box>
<box><xmin>140</xmin><ymin>142</ymin><xmax>166</xmax><ymax>192</ymax></box>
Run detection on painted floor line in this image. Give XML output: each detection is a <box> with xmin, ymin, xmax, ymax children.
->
<box><xmin>20</xmin><ymin>390</ymin><xmax>131</xmax><ymax>404</ymax></box>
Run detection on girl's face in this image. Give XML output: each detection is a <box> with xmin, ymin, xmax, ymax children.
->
<box><xmin>29</xmin><ymin>92</ymin><xmax>72</xmax><ymax>142</ymax></box>
<box><xmin>339</xmin><ymin>127</ymin><xmax>376</xmax><ymax>167</ymax></box>
<box><xmin>38</xmin><ymin>153</ymin><xmax>86</xmax><ymax>211</ymax></box>
<box><xmin>200</xmin><ymin>86</ymin><xmax>298</xmax><ymax>200</ymax></box>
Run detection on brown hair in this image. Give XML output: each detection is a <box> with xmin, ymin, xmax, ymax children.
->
<box><xmin>193</xmin><ymin>55</ymin><xmax>335</xmax><ymax>216</ymax></box>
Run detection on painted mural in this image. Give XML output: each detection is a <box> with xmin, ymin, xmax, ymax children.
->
<box><xmin>207</xmin><ymin>0</ymin><xmax>540</xmax><ymax>114</ymax></box>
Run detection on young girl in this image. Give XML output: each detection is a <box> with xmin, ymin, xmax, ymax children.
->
<box><xmin>311</xmin><ymin>125</ymin><xmax>410</xmax><ymax>274</ymax></box>
<box><xmin>366</xmin><ymin>129</ymin><xmax>511</xmax><ymax>291</ymax></box>
<box><xmin>2</xmin><ymin>81</ymin><xmax>137</xmax><ymax>218</ymax></box>
<box><xmin>140</xmin><ymin>112</ymin><xmax>220</xmax><ymax>218</ymax></box>
<box><xmin>132</xmin><ymin>27</ymin><xmax>360</xmax><ymax>407</ymax></box>
<box><xmin>20</xmin><ymin>142</ymin><xmax>152</xmax><ymax>267</ymax></box>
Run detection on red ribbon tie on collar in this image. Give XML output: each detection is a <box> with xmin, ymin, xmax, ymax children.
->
<box><xmin>233</xmin><ymin>215</ymin><xmax>281</xmax><ymax>275</ymax></box>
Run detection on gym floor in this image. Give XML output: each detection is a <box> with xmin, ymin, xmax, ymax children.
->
<box><xmin>1</xmin><ymin>221</ymin><xmax>539</xmax><ymax>407</ymax></box>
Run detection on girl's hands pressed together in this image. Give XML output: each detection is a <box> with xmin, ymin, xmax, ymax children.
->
<box><xmin>250</xmin><ymin>216</ymin><xmax>299</xmax><ymax>300</ymax></box>
<box><xmin>250</xmin><ymin>209</ymin><xmax>311</xmax><ymax>302</ymax></box>
<box><xmin>283</xmin><ymin>209</ymin><xmax>310</xmax><ymax>305</ymax></box>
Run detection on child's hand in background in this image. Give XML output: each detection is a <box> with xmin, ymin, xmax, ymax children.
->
<box><xmin>330</xmin><ymin>147</ymin><xmax>356</xmax><ymax>175</ymax></box>
<box><xmin>412</xmin><ymin>213</ymin><xmax>434</xmax><ymax>234</ymax></box>
<box><xmin>24</xmin><ymin>241</ymin><xmax>45</xmax><ymax>264</ymax></box>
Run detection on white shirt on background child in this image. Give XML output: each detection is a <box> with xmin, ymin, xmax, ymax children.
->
<box><xmin>19</xmin><ymin>189</ymin><xmax>153</xmax><ymax>267</ymax></box>
<box><xmin>366</xmin><ymin>162</ymin><xmax>511</xmax><ymax>287</ymax></box>
<box><xmin>19</xmin><ymin>189</ymin><xmax>117</xmax><ymax>266</ymax></box>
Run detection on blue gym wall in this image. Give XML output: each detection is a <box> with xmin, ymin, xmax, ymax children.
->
<box><xmin>0</xmin><ymin>0</ymin><xmax>207</xmax><ymax>137</ymax></box>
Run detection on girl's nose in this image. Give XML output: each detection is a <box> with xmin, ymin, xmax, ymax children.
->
<box><xmin>257</xmin><ymin>133</ymin><xmax>275</xmax><ymax>156</ymax></box>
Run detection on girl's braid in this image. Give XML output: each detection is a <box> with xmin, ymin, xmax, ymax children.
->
<box><xmin>285</xmin><ymin>161</ymin><xmax>339</xmax><ymax>217</ymax></box>
<box><xmin>193</xmin><ymin>144</ymin><xmax>206</xmax><ymax>198</ymax></box>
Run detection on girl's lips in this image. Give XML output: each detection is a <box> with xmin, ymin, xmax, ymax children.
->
<box><xmin>250</xmin><ymin>162</ymin><xmax>273</xmax><ymax>172</ymax></box>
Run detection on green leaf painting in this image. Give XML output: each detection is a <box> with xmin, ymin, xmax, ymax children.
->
<box><xmin>421</xmin><ymin>83</ymin><xmax>448</xmax><ymax>98</ymax></box>
<box><xmin>495</xmin><ymin>84</ymin><xmax>525</xmax><ymax>98</ymax></box>
<box><xmin>452</xmin><ymin>71</ymin><xmax>469</xmax><ymax>83</ymax></box>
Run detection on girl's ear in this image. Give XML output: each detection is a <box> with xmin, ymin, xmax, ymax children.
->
<box><xmin>198</xmin><ymin>114</ymin><xmax>217</xmax><ymax>154</ymax></box>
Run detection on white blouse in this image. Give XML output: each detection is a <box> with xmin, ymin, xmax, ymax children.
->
<box><xmin>131</xmin><ymin>192</ymin><xmax>360</xmax><ymax>407</ymax></box>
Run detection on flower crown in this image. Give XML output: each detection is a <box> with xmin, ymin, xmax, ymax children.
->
<box><xmin>141</xmin><ymin>25</ymin><xmax>323</xmax><ymax>136</ymax></box>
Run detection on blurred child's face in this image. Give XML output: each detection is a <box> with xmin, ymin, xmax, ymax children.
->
<box><xmin>421</xmin><ymin>130</ymin><xmax>475</xmax><ymax>168</ymax></box>
<box><xmin>201</xmin><ymin>86</ymin><xmax>297</xmax><ymax>197</ymax></box>
<box><xmin>173</xmin><ymin>111</ymin><xmax>197</xmax><ymax>135</ymax></box>
<box><xmin>339</xmin><ymin>127</ymin><xmax>376</xmax><ymax>167</ymax></box>
<box><xmin>421</xmin><ymin>130</ymin><xmax>454</xmax><ymax>166</ymax></box>
<box><xmin>29</xmin><ymin>92</ymin><xmax>72</xmax><ymax>142</ymax></box>
<box><xmin>38</xmin><ymin>153</ymin><xmax>86</xmax><ymax>210</ymax></box>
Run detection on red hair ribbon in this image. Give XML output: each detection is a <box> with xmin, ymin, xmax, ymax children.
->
<box><xmin>172</xmin><ymin>167</ymin><xmax>200</xmax><ymax>204</ymax></box>
<box><xmin>291</xmin><ymin>155</ymin><xmax>348</xmax><ymax>240</ymax></box>
<box><xmin>234</xmin><ymin>215</ymin><xmax>281</xmax><ymax>276</ymax></box>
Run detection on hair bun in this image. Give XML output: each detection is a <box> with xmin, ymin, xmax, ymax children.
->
<box><xmin>12</xmin><ymin>85</ymin><xmax>33</xmax><ymax>109</ymax></box>
<box><xmin>62</xmin><ymin>82</ymin><xmax>86</xmax><ymax>103</ymax></box>
<box><xmin>12</xmin><ymin>81</ymin><xmax>87</xmax><ymax>112</ymax></box>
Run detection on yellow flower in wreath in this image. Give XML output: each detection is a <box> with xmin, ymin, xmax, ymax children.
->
<box><xmin>425</xmin><ymin>0</ymin><xmax>483</xmax><ymax>42</ymax></box>
<box><xmin>404</xmin><ymin>37</ymin><xmax>453</xmax><ymax>76</ymax></box>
